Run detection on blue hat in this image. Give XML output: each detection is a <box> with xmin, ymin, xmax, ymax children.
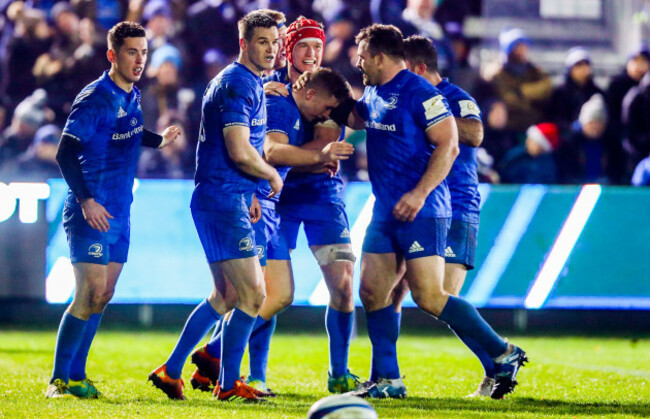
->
<box><xmin>143</xmin><ymin>0</ymin><xmax>172</xmax><ymax>21</ymax></box>
<box><xmin>499</xmin><ymin>27</ymin><xmax>530</xmax><ymax>56</ymax></box>
<box><xmin>565</xmin><ymin>46</ymin><xmax>591</xmax><ymax>68</ymax></box>
<box><xmin>628</xmin><ymin>43</ymin><xmax>650</xmax><ymax>61</ymax></box>
<box><xmin>149</xmin><ymin>44</ymin><xmax>181</xmax><ymax>71</ymax></box>
<box><xmin>34</xmin><ymin>124</ymin><xmax>62</xmax><ymax>146</ymax></box>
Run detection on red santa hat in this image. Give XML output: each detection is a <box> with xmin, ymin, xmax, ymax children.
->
<box><xmin>526</xmin><ymin>122</ymin><xmax>560</xmax><ymax>152</ymax></box>
<box><xmin>285</xmin><ymin>17</ymin><xmax>326</xmax><ymax>67</ymax></box>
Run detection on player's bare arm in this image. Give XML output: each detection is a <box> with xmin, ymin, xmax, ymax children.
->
<box><xmin>264</xmin><ymin>130</ymin><xmax>353</xmax><ymax>167</ymax></box>
<box><xmin>223</xmin><ymin>125</ymin><xmax>283</xmax><ymax>197</ymax></box>
<box><xmin>455</xmin><ymin>117</ymin><xmax>484</xmax><ymax>148</ymax></box>
<box><xmin>392</xmin><ymin>116</ymin><xmax>459</xmax><ymax>222</ymax></box>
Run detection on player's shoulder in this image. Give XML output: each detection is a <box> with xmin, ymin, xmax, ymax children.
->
<box><xmin>440</xmin><ymin>79</ymin><xmax>474</xmax><ymax>102</ymax></box>
<box><xmin>72</xmin><ymin>79</ymin><xmax>114</xmax><ymax>111</ymax></box>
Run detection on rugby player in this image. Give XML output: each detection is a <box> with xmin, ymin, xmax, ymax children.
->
<box><xmin>327</xmin><ymin>24</ymin><xmax>527</xmax><ymax>400</ymax></box>
<box><xmin>47</xmin><ymin>21</ymin><xmax>180</xmax><ymax>398</ymax></box>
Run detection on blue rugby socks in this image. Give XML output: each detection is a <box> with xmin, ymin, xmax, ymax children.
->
<box><xmin>51</xmin><ymin>312</ymin><xmax>87</xmax><ymax>383</ymax></box>
<box><xmin>449</xmin><ymin>325</ymin><xmax>496</xmax><ymax>377</ymax></box>
<box><xmin>166</xmin><ymin>299</ymin><xmax>221</xmax><ymax>379</ymax></box>
<box><xmin>69</xmin><ymin>313</ymin><xmax>103</xmax><ymax>381</ymax></box>
<box><xmin>366</xmin><ymin>305</ymin><xmax>401</xmax><ymax>381</ymax></box>
<box><xmin>219</xmin><ymin>308</ymin><xmax>256</xmax><ymax>391</ymax></box>
<box><xmin>325</xmin><ymin>306</ymin><xmax>353</xmax><ymax>378</ymax></box>
<box><xmin>438</xmin><ymin>295</ymin><xmax>507</xmax><ymax>358</ymax></box>
<box><xmin>205</xmin><ymin>318</ymin><xmax>223</xmax><ymax>358</ymax></box>
<box><xmin>248</xmin><ymin>315</ymin><xmax>277</xmax><ymax>383</ymax></box>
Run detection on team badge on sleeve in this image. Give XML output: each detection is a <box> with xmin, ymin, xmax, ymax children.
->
<box><xmin>459</xmin><ymin>100</ymin><xmax>480</xmax><ymax>117</ymax></box>
<box><xmin>422</xmin><ymin>95</ymin><xmax>448</xmax><ymax>120</ymax></box>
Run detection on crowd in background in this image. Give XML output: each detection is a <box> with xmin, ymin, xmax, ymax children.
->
<box><xmin>1</xmin><ymin>0</ymin><xmax>650</xmax><ymax>186</ymax></box>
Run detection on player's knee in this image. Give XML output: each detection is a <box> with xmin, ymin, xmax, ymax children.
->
<box><xmin>329</xmin><ymin>280</ymin><xmax>353</xmax><ymax>310</ymax></box>
<box><xmin>277</xmin><ymin>292</ymin><xmax>294</xmax><ymax>311</ymax></box>
<box><xmin>411</xmin><ymin>290</ymin><xmax>445</xmax><ymax>317</ymax></box>
<box><xmin>359</xmin><ymin>281</ymin><xmax>383</xmax><ymax>309</ymax></box>
<box><xmin>249</xmin><ymin>286</ymin><xmax>266</xmax><ymax>312</ymax></box>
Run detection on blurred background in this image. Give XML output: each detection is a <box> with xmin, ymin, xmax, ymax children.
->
<box><xmin>1</xmin><ymin>0</ymin><xmax>650</xmax><ymax>332</ymax></box>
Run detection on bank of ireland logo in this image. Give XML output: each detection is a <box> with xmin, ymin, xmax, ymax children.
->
<box><xmin>239</xmin><ymin>237</ymin><xmax>253</xmax><ymax>252</ymax></box>
<box><xmin>130</xmin><ymin>117</ymin><xmax>138</xmax><ymax>126</ymax></box>
<box><xmin>88</xmin><ymin>243</ymin><xmax>103</xmax><ymax>257</ymax></box>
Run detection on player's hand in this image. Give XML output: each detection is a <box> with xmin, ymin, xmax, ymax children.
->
<box><xmin>249</xmin><ymin>194</ymin><xmax>261</xmax><ymax>223</ymax></box>
<box><xmin>393</xmin><ymin>189</ymin><xmax>427</xmax><ymax>222</ymax></box>
<box><xmin>292</xmin><ymin>71</ymin><xmax>312</xmax><ymax>91</ymax></box>
<box><xmin>267</xmin><ymin>170</ymin><xmax>283</xmax><ymax>198</ymax></box>
<box><xmin>80</xmin><ymin>198</ymin><xmax>114</xmax><ymax>232</ymax></box>
<box><xmin>160</xmin><ymin>125</ymin><xmax>182</xmax><ymax>148</ymax></box>
<box><xmin>264</xmin><ymin>81</ymin><xmax>289</xmax><ymax>97</ymax></box>
<box><xmin>319</xmin><ymin>141</ymin><xmax>354</xmax><ymax>163</ymax></box>
<box><xmin>323</xmin><ymin>160</ymin><xmax>339</xmax><ymax>177</ymax></box>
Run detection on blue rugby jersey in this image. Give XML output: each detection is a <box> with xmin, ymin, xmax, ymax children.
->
<box><xmin>256</xmin><ymin>85</ymin><xmax>309</xmax><ymax>205</ymax></box>
<box><xmin>277</xmin><ymin>128</ymin><xmax>346</xmax><ymax>206</ymax></box>
<box><xmin>355</xmin><ymin>69</ymin><xmax>453</xmax><ymax>221</ymax></box>
<box><xmin>62</xmin><ymin>71</ymin><xmax>143</xmax><ymax>217</ymax></box>
<box><xmin>192</xmin><ymin>62</ymin><xmax>267</xmax><ymax>210</ymax></box>
<box><xmin>261</xmin><ymin>67</ymin><xmax>288</xmax><ymax>84</ymax></box>
<box><xmin>437</xmin><ymin>78</ymin><xmax>482</xmax><ymax>222</ymax></box>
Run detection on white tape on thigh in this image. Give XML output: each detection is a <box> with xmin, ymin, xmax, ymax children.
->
<box><xmin>313</xmin><ymin>245</ymin><xmax>356</xmax><ymax>266</ymax></box>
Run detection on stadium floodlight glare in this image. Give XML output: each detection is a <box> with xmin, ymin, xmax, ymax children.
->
<box><xmin>524</xmin><ymin>184</ymin><xmax>602</xmax><ymax>309</ymax></box>
<box><xmin>46</xmin><ymin>256</ymin><xmax>75</xmax><ymax>303</ymax></box>
<box><xmin>308</xmin><ymin>194</ymin><xmax>375</xmax><ymax>306</ymax></box>
<box><xmin>465</xmin><ymin>184</ymin><xmax>547</xmax><ymax>307</ymax></box>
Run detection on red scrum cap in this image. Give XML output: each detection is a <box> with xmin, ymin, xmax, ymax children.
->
<box><xmin>286</xmin><ymin>17</ymin><xmax>326</xmax><ymax>66</ymax></box>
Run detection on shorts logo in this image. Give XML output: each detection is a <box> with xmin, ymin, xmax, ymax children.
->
<box><xmin>408</xmin><ymin>241</ymin><xmax>424</xmax><ymax>253</ymax></box>
<box><xmin>239</xmin><ymin>237</ymin><xmax>253</xmax><ymax>252</ymax></box>
<box><xmin>445</xmin><ymin>246</ymin><xmax>456</xmax><ymax>258</ymax></box>
<box><xmin>340</xmin><ymin>228</ymin><xmax>350</xmax><ymax>238</ymax></box>
<box><xmin>88</xmin><ymin>243</ymin><xmax>103</xmax><ymax>258</ymax></box>
<box><xmin>256</xmin><ymin>245</ymin><xmax>265</xmax><ymax>259</ymax></box>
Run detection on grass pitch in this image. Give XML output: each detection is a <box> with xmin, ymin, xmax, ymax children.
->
<box><xmin>0</xmin><ymin>329</ymin><xmax>649</xmax><ymax>418</ymax></box>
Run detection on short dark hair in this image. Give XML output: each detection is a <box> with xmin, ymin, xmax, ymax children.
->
<box><xmin>107</xmin><ymin>21</ymin><xmax>146</xmax><ymax>52</ymax></box>
<box><xmin>305</xmin><ymin>68</ymin><xmax>351</xmax><ymax>101</ymax></box>
<box><xmin>238</xmin><ymin>11</ymin><xmax>277</xmax><ymax>41</ymax></box>
<box><xmin>403</xmin><ymin>35</ymin><xmax>439</xmax><ymax>74</ymax></box>
<box><xmin>355</xmin><ymin>24</ymin><xmax>404</xmax><ymax>60</ymax></box>
<box><xmin>257</xmin><ymin>8</ymin><xmax>286</xmax><ymax>25</ymax></box>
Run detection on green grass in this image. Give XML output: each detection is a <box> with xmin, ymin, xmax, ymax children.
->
<box><xmin>1</xmin><ymin>330</ymin><xmax>649</xmax><ymax>418</ymax></box>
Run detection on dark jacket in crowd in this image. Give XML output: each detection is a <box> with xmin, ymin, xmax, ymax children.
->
<box><xmin>549</xmin><ymin>74</ymin><xmax>603</xmax><ymax>135</ymax></box>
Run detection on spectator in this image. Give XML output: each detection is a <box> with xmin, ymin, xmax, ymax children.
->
<box><xmin>0</xmin><ymin>89</ymin><xmax>49</xmax><ymax>168</ymax></box>
<box><xmin>498</xmin><ymin>122</ymin><xmax>560</xmax><ymax>184</ymax></box>
<box><xmin>491</xmin><ymin>28</ymin><xmax>552</xmax><ymax>133</ymax></box>
<box><xmin>32</xmin><ymin>2</ymin><xmax>82</xmax><ymax>124</ymax></box>
<box><xmin>606</xmin><ymin>44</ymin><xmax>649</xmax><ymax>183</ymax></box>
<box><xmin>15</xmin><ymin>123</ymin><xmax>61</xmax><ymax>179</ymax></box>
<box><xmin>560</xmin><ymin>94</ymin><xmax>610</xmax><ymax>183</ymax></box>
<box><xmin>622</xmin><ymin>71</ymin><xmax>650</xmax><ymax>173</ymax></box>
<box><xmin>549</xmin><ymin>47</ymin><xmax>603</xmax><ymax>135</ymax></box>
<box><xmin>0</xmin><ymin>5</ymin><xmax>52</xmax><ymax>113</ymax></box>
<box><xmin>323</xmin><ymin>8</ymin><xmax>362</xmax><ymax>86</ymax></box>
<box><xmin>138</xmin><ymin>110</ymin><xmax>191</xmax><ymax>179</ymax></box>
<box><xmin>141</xmin><ymin>43</ymin><xmax>198</xmax><ymax>149</ymax></box>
